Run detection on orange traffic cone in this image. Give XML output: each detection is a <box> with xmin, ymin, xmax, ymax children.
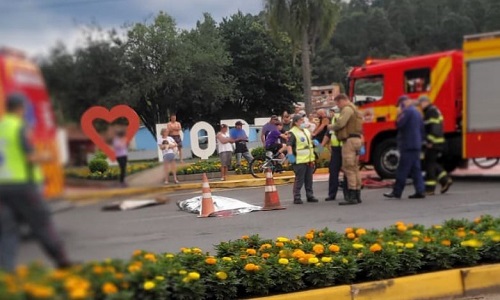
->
<box><xmin>198</xmin><ymin>173</ymin><xmax>215</xmax><ymax>218</ymax></box>
<box><xmin>262</xmin><ymin>168</ymin><xmax>286</xmax><ymax>211</ymax></box>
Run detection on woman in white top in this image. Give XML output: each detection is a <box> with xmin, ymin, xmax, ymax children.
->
<box><xmin>158</xmin><ymin>128</ymin><xmax>179</xmax><ymax>184</ymax></box>
<box><xmin>216</xmin><ymin>124</ymin><xmax>235</xmax><ymax>181</ymax></box>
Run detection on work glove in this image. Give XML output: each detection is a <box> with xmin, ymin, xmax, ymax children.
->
<box><xmin>286</xmin><ymin>153</ymin><xmax>296</xmax><ymax>164</ymax></box>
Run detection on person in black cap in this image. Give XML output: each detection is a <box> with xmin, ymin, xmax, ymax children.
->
<box><xmin>0</xmin><ymin>92</ymin><xmax>72</xmax><ymax>272</ymax></box>
<box><xmin>384</xmin><ymin>95</ymin><xmax>426</xmax><ymax>199</ymax></box>
<box><xmin>230</xmin><ymin>121</ymin><xmax>253</xmax><ymax>172</ymax></box>
<box><xmin>417</xmin><ymin>96</ymin><xmax>452</xmax><ymax>195</ymax></box>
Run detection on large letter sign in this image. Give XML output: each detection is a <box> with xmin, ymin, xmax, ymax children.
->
<box><xmin>190</xmin><ymin>121</ymin><xmax>216</xmax><ymax>159</ymax></box>
<box><xmin>80</xmin><ymin>105</ymin><xmax>140</xmax><ymax>161</ymax></box>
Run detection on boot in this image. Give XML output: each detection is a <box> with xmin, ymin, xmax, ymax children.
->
<box><xmin>339</xmin><ymin>190</ymin><xmax>358</xmax><ymax>206</ymax></box>
<box><xmin>356</xmin><ymin>190</ymin><xmax>362</xmax><ymax>203</ymax></box>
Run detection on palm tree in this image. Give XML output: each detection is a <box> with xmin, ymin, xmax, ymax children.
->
<box><xmin>264</xmin><ymin>0</ymin><xmax>341</xmax><ymax>114</ymax></box>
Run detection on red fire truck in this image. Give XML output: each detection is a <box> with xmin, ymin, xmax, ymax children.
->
<box><xmin>0</xmin><ymin>48</ymin><xmax>64</xmax><ymax>198</ymax></box>
<box><xmin>348</xmin><ymin>31</ymin><xmax>500</xmax><ymax>178</ymax></box>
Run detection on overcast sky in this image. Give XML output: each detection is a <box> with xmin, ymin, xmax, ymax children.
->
<box><xmin>0</xmin><ymin>0</ymin><xmax>263</xmax><ymax>58</ymax></box>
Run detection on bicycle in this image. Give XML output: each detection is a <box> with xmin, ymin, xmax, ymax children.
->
<box><xmin>472</xmin><ymin>157</ymin><xmax>500</xmax><ymax>169</ymax></box>
<box><xmin>249</xmin><ymin>151</ymin><xmax>318</xmax><ymax>178</ymax></box>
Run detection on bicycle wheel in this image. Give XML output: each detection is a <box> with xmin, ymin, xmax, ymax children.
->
<box><xmin>249</xmin><ymin>157</ymin><xmax>270</xmax><ymax>178</ymax></box>
<box><xmin>472</xmin><ymin>157</ymin><xmax>499</xmax><ymax>169</ymax></box>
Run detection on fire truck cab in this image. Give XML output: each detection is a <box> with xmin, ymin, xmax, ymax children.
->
<box><xmin>348</xmin><ymin>51</ymin><xmax>465</xmax><ymax>178</ymax></box>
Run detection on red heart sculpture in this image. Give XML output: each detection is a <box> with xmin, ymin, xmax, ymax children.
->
<box><xmin>80</xmin><ymin>105</ymin><xmax>140</xmax><ymax>161</ymax></box>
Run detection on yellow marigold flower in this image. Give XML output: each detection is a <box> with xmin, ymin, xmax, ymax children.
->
<box><xmin>321</xmin><ymin>257</ymin><xmax>333</xmax><ymax>263</ymax></box>
<box><xmin>275</xmin><ymin>242</ymin><xmax>284</xmax><ymax>248</ymax></box>
<box><xmin>188</xmin><ymin>272</ymin><xmax>200</xmax><ymax>280</ymax></box>
<box><xmin>397</xmin><ymin>224</ymin><xmax>407</xmax><ymax>232</ymax></box>
<box><xmin>395</xmin><ymin>242</ymin><xmax>404</xmax><ymax>247</ymax></box>
<box><xmin>434</xmin><ymin>225</ymin><xmax>442</xmax><ymax>229</ymax></box>
<box><xmin>102</xmin><ymin>282</ymin><xmax>118</xmax><ymax>295</ymax></box>
<box><xmin>165</xmin><ymin>253</ymin><xmax>175</xmax><ymax>258</ymax></box>
<box><xmin>352</xmin><ymin>243</ymin><xmax>364</xmax><ymax>249</ymax></box>
<box><xmin>292</xmin><ymin>249</ymin><xmax>306</xmax><ymax>259</ymax></box>
<box><xmin>144</xmin><ymin>253</ymin><xmax>157</xmax><ymax>262</ymax></box>
<box><xmin>387</xmin><ymin>241</ymin><xmax>394</xmax><ymax>245</ymax></box>
<box><xmin>345</xmin><ymin>227</ymin><xmax>354</xmax><ymax>234</ymax></box>
<box><xmin>492</xmin><ymin>235</ymin><xmax>500</xmax><ymax>242</ymax></box>
<box><xmin>395</xmin><ymin>221</ymin><xmax>404</xmax><ymax>227</ymax></box>
<box><xmin>244</xmin><ymin>263</ymin><xmax>257</xmax><ymax>271</ymax></box>
<box><xmin>179</xmin><ymin>270</ymin><xmax>187</xmax><ymax>275</ymax></box>
<box><xmin>441</xmin><ymin>240</ymin><xmax>451</xmax><ymax>247</ymax></box>
<box><xmin>254</xmin><ymin>265</ymin><xmax>261</xmax><ymax>271</ymax></box>
<box><xmin>15</xmin><ymin>265</ymin><xmax>28</xmax><ymax>278</ymax></box>
<box><xmin>329</xmin><ymin>244</ymin><xmax>340</xmax><ymax>253</ymax></box>
<box><xmin>242</xmin><ymin>235</ymin><xmax>250</xmax><ymax>240</ymax></box>
<box><xmin>308</xmin><ymin>257</ymin><xmax>319</xmax><ymax>264</ymax></box>
<box><xmin>144</xmin><ymin>281</ymin><xmax>156</xmax><ymax>290</ymax></box>
<box><xmin>216</xmin><ymin>271</ymin><xmax>228</xmax><ymax>280</ymax></box>
<box><xmin>461</xmin><ymin>239</ymin><xmax>483</xmax><ymax>248</ymax></box>
<box><xmin>355</xmin><ymin>228</ymin><xmax>367</xmax><ymax>236</ymax></box>
<box><xmin>312</xmin><ymin>244</ymin><xmax>325</xmax><ymax>255</ymax></box>
<box><xmin>342</xmin><ymin>258</ymin><xmax>349</xmax><ymax>264</ymax></box>
<box><xmin>276</xmin><ymin>237</ymin><xmax>289</xmax><ymax>242</ymax></box>
<box><xmin>305</xmin><ymin>233</ymin><xmax>314</xmax><ymax>240</ymax></box>
<box><xmin>69</xmin><ymin>288</ymin><xmax>88</xmax><ymax>299</ymax></box>
<box><xmin>133</xmin><ymin>249</ymin><xmax>142</xmax><ymax>257</ymax></box>
<box><xmin>50</xmin><ymin>269</ymin><xmax>69</xmax><ymax>280</ymax></box>
<box><xmin>411</xmin><ymin>230</ymin><xmax>421</xmax><ymax>236</ymax></box>
<box><xmin>93</xmin><ymin>265</ymin><xmax>104</xmax><ymax>275</ymax></box>
<box><xmin>192</xmin><ymin>248</ymin><xmax>202</xmax><ymax>254</ymax></box>
<box><xmin>279</xmin><ymin>250</ymin><xmax>289</xmax><ymax>258</ymax></box>
<box><xmin>246</xmin><ymin>249</ymin><xmax>257</xmax><ymax>255</ymax></box>
<box><xmin>369</xmin><ymin>243</ymin><xmax>382</xmax><ymax>252</ymax></box>
<box><xmin>181</xmin><ymin>248</ymin><xmax>192</xmax><ymax>254</ymax></box>
<box><xmin>278</xmin><ymin>258</ymin><xmax>289</xmax><ymax>265</ymax></box>
<box><xmin>222</xmin><ymin>257</ymin><xmax>232</xmax><ymax>262</ymax></box>
<box><xmin>485</xmin><ymin>230</ymin><xmax>497</xmax><ymax>236</ymax></box>
<box><xmin>262</xmin><ymin>253</ymin><xmax>271</xmax><ymax>259</ymax></box>
<box><xmin>405</xmin><ymin>243</ymin><xmax>415</xmax><ymax>249</ymax></box>
<box><xmin>205</xmin><ymin>257</ymin><xmax>217</xmax><ymax>265</ymax></box>
<box><xmin>155</xmin><ymin>276</ymin><xmax>165</xmax><ymax>281</ymax></box>
<box><xmin>347</xmin><ymin>233</ymin><xmax>356</xmax><ymax>239</ymax></box>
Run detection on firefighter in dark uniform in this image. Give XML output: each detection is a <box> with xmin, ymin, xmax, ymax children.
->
<box><xmin>417</xmin><ymin>96</ymin><xmax>453</xmax><ymax>195</ymax></box>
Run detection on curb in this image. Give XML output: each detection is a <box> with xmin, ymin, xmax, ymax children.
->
<box><xmin>64</xmin><ymin>176</ymin><xmax>296</xmax><ymax>201</ymax></box>
<box><xmin>252</xmin><ymin>264</ymin><xmax>500</xmax><ymax>300</ymax></box>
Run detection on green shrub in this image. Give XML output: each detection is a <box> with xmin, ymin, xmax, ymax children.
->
<box><xmin>251</xmin><ymin>146</ymin><xmax>266</xmax><ymax>158</ymax></box>
<box><xmin>88</xmin><ymin>158</ymin><xmax>109</xmax><ymax>173</ymax></box>
<box><xmin>94</xmin><ymin>150</ymin><xmax>108</xmax><ymax>160</ymax></box>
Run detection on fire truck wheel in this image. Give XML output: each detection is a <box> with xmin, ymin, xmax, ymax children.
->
<box><xmin>373</xmin><ymin>138</ymin><xmax>399</xmax><ymax>179</ymax></box>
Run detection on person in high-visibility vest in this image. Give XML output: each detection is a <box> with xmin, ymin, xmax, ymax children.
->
<box><xmin>417</xmin><ymin>96</ymin><xmax>453</xmax><ymax>195</ymax></box>
<box><xmin>0</xmin><ymin>93</ymin><xmax>71</xmax><ymax>272</ymax></box>
<box><xmin>286</xmin><ymin>114</ymin><xmax>319</xmax><ymax>204</ymax></box>
<box><xmin>322</xmin><ymin>106</ymin><xmax>349</xmax><ymax>202</ymax></box>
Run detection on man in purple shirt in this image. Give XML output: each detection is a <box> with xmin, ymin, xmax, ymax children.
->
<box><xmin>265</xmin><ymin>122</ymin><xmax>287</xmax><ymax>157</ymax></box>
<box><xmin>260</xmin><ymin>115</ymin><xmax>279</xmax><ymax>146</ymax></box>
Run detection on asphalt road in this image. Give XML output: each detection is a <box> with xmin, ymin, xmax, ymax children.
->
<box><xmin>18</xmin><ymin>176</ymin><xmax>500</xmax><ymax>266</ymax></box>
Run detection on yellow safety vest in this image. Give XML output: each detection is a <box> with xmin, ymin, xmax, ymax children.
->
<box><xmin>0</xmin><ymin>114</ymin><xmax>43</xmax><ymax>185</ymax></box>
<box><xmin>289</xmin><ymin>126</ymin><xmax>315</xmax><ymax>164</ymax></box>
<box><xmin>330</xmin><ymin>113</ymin><xmax>342</xmax><ymax>147</ymax></box>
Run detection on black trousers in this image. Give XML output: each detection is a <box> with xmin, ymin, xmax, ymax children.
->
<box><xmin>117</xmin><ymin>156</ymin><xmax>128</xmax><ymax>183</ymax></box>
<box><xmin>424</xmin><ymin>148</ymin><xmax>448</xmax><ymax>191</ymax></box>
<box><xmin>328</xmin><ymin>146</ymin><xmax>342</xmax><ymax>199</ymax></box>
<box><xmin>0</xmin><ymin>185</ymin><xmax>69</xmax><ymax>271</ymax></box>
<box><xmin>292</xmin><ymin>163</ymin><xmax>315</xmax><ymax>200</ymax></box>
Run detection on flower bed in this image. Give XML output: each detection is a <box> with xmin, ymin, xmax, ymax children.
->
<box><xmin>65</xmin><ymin>162</ymin><xmax>158</xmax><ymax>181</ymax></box>
<box><xmin>3</xmin><ymin>216</ymin><xmax>499</xmax><ymax>299</ymax></box>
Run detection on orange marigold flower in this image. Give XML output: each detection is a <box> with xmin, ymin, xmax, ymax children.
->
<box><xmin>441</xmin><ymin>240</ymin><xmax>451</xmax><ymax>246</ymax></box>
<box><xmin>292</xmin><ymin>249</ymin><xmax>306</xmax><ymax>258</ymax></box>
<box><xmin>144</xmin><ymin>253</ymin><xmax>157</xmax><ymax>262</ymax></box>
<box><xmin>262</xmin><ymin>253</ymin><xmax>270</xmax><ymax>259</ymax></box>
<box><xmin>423</xmin><ymin>237</ymin><xmax>432</xmax><ymax>243</ymax></box>
<box><xmin>474</xmin><ymin>217</ymin><xmax>481</xmax><ymax>224</ymax></box>
<box><xmin>275</xmin><ymin>242</ymin><xmax>284</xmax><ymax>248</ymax></box>
<box><xmin>397</xmin><ymin>225</ymin><xmax>407</xmax><ymax>232</ymax></box>
<box><xmin>244</xmin><ymin>263</ymin><xmax>256</xmax><ymax>271</ymax></box>
<box><xmin>412</xmin><ymin>237</ymin><xmax>419</xmax><ymax>242</ymax></box>
<box><xmin>312</xmin><ymin>244</ymin><xmax>325</xmax><ymax>255</ymax></box>
<box><xmin>395</xmin><ymin>221</ymin><xmax>404</xmax><ymax>227</ymax></box>
<box><xmin>347</xmin><ymin>233</ymin><xmax>356</xmax><ymax>239</ymax></box>
<box><xmin>369</xmin><ymin>243</ymin><xmax>382</xmax><ymax>252</ymax></box>
<box><xmin>132</xmin><ymin>249</ymin><xmax>142</xmax><ymax>257</ymax></box>
<box><xmin>102</xmin><ymin>282</ymin><xmax>118</xmax><ymax>295</ymax></box>
<box><xmin>305</xmin><ymin>233</ymin><xmax>314</xmax><ymax>240</ymax></box>
<box><xmin>205</xmin><ymin>257</ymin><xmax>217</xmax><ymax>265</ymax></box>
<box><xmin>329</xmin><ymin>244</ymin><xmax>340</xmax><ymax>253</ymax></box>
<box><xmin>246</xmin><ymin>249</ymin><xmax>257</xmax><ymax>256</ymax></box>
<box><xmin>469</xmin><ymin>230</ymin><xmax>477</xmax><ymax>235</ymax></box>
<box><xmin>241</xmin><ymin>235</ymin><xmax>250</xmax><ymax>240</ymax></box>
<box><xmin>456</xmin><ymin>231</ymin><xmax>466</xmax><ymax>238</ymax></box>
<box><xmin>355</xmin><ymin>228</ymin><xmax>367</xmax><ymax>236</ymax></box>
<box><xmin>345</xmin><ymin>227</ymin><xmax>354</xmax><ymax>234</ymax></box>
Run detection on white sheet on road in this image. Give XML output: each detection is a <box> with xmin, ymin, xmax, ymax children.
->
<box><xmin>177</xmin><ymin>196</ymin><xmax>262</xmax><ymax>217</ymax></box>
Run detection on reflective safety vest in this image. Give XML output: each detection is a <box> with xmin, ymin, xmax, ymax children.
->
<box><xmin>330</xmin><ymin>113</ymin><xmax>342</xmax><ymax>147</ymax></box>
<box><xmin>423</xmin><ymin>105</ymin><xmax>445</xmax><ymax>145</ymax></box>
<box><xmin>0</xmin><ymin>114</ymin><xmax>43</xmax><ymax>185</ymax></box>
<box><xmin>289</xmin><ymin>126</ymin><xmax>315</xmax><ymax>164</ymax></box>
